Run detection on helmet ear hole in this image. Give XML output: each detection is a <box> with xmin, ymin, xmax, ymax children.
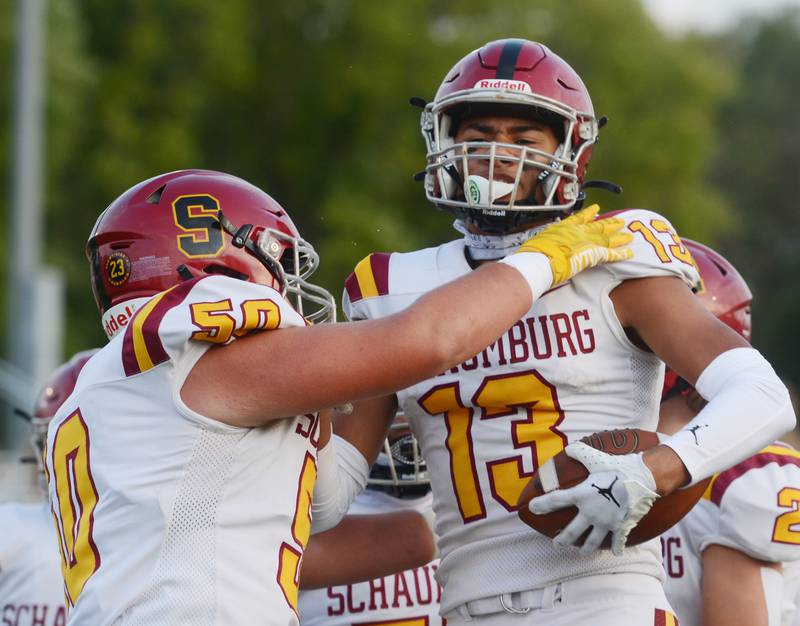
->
<box><xmin>146</xmin><ymin>185</ymin><xmax>166</xmax><ymax>204</ymax></box>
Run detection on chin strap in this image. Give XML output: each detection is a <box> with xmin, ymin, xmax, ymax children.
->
<box><xmin>453</xmin><ymin>219</ymin><xmax>551</xmax><ymax>261</ymax></box>
<box><xmin>583</xmin><ymin>179</ymin><xmax>623</xmax><ymax>195</ymax></box>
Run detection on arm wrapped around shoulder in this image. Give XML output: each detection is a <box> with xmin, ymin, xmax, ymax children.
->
<box><xmin>662</xmin><ymin>348</ymin><xmax>796</xmax><ymax>486</ymax></box>
<box><xmin>499</xmin><ymin>204</ymin><xmax>633</xmax><ymax>299</ymax></box>
<box><xmin>310</xmin><ymin>435</ymin><xmax>371</xmax><ymax>534</ymax></box>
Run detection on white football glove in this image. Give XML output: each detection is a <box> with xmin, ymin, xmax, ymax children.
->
<box><xmin>529</xmin><ymin>441</ymin><xmax>660</xmax><ymax>556</ymax></box>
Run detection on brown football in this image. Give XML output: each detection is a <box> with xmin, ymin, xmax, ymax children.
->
<box><xmin>516</xmin><ymin>428</ymin><xmax>709</xmax><ymax>548</ymax></box>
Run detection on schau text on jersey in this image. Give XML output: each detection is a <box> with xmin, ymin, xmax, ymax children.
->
<box><xmin>325</xmin><ymin>562</ymin><xmax>442</xmax><ymax>617</ymax></box>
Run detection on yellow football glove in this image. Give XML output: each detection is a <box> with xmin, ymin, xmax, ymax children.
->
<box><xmin>516</xmin><ymin>205</ymin><xmax>633</xmax><ymax>285</ymax></box>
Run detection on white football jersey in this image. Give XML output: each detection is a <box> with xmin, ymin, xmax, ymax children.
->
<box><xmin>343</xmin><ymin>209</ymin><xmax>699</xmax><ymax>613</ymax></box>
<box><xmin>43</xmin><ymin>276</ymin><xmax>319</xmax><ymax>626</ymax></box>
<box><xmin>661</xmin><ymin>443</ymin><xmax>800</xmax><ymax>626</ymax></box>
<box><xmin>0</xmin><ymin>501</ymin><xmax>66</xmax><ymax>626</ymax></box>
<box><xmin>299</xmin><ymin>489</ymin><xmax>442</xmax><ymax>625</ymax></box>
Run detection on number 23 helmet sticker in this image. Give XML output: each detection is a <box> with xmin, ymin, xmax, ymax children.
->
<box><xmin>105</xmin><ymin>251</ymin><xmax>132</xmax><ymax>286</ymax></box>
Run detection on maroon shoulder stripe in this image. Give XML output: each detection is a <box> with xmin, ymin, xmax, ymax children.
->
<box><xmin>122</xmin><ymin>319</ymin><xmax>141</xmax><ymax>377</ymax></box>
<box><xmin>710</xmin><ymin>451</ymin><xmax>800</xmax><ymax>505</ymax></box>
<box><xmin>369</xmin><ymin>252</ymin><xmax>391</xmax><ymax>297</ymax></box>
<box><xmin>122</xmin><ymin>277</ymin><xmax>203</xmax><ymax>376</ymax></box>
<box><xmin>344</xmin><ymin>272</ymin><xmax>363</xmax><ymax>304</ymax></box>
<box><xmin>140</xmin><ymin>278</ymin><xmax>200</xmax><ymax>363</ymax></box>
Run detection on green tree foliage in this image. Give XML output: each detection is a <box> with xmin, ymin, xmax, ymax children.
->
<box><xmin>1</xmin><ymin>0</ymin><xmax>735</xmax><ymax>355</ymax></box>
<box><xmin>0</xmin><ymin>0</ymin><xmax>92</xmax><ymax>352</ymax></box>
<box><xmin>713</xmin><ymin>10</ymin><xmax>800</xmax><ymax>393</ymax></box>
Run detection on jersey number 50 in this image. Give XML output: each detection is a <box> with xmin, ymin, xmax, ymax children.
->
<box><xmin>47</xmin><ymin>410</ymin><xmax>101</xmax><ymax>605</ymax></box>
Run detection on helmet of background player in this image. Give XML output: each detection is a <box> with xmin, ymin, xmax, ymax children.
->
<box><xmin>662</xmin><ymin>239</ymin><xmax>752</xmax><ymax>399</ymax></box>
<box><xmin>30</xmin><ymin>349</ymin><xmax>100</xmax><ymax>470</ymax></box>
<box><xmin>688</xmin><ymin>239</ymin><xmax>753</xmax><ymax>341</ymax></box>
<box><xmin>86</xmin><ymin>169</ymin><xmax>335</xmax><ymax>339</ymax></box>
<box><xmin>420</xmin><ymin>38</ymin><xmax>598</xmax><ymax>234</ymax></box>
<box><xmin>368</xmin><ymin>413</ymin><xmax>431</xmax><ymax>499</ymax></box>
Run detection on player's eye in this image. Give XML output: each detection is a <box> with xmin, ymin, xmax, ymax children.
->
<box><xmin>515</xmin><ymin>134</ymin><xmax>543</xmax><ymax>146</ymax></box>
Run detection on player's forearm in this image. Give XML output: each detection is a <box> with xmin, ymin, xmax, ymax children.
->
<box><xmin>300</xmin><ymin>511</ymin><xmax>436</xmax><ymax>589</ymax></box>
<box><xmin>183</xmin><ymin>261</ymin><xmax>538</xmax><ymax>426</ymax></box>
<box><xmin>403</xmin><ymin>261</ymin><xmax>535</xmax><ymax>370</ymax></box>
<box><xmin>660</xmin><ymin>348</ymin><xmax>795</xmax><ymax>488</ymax></box>
<box><xmin>641</xmin><ymin>445</ymin><xmax>691</xmax><ymax>496</ymax></box>
<box><xmin>332</xmin><ymin>396</ymin><xmax>397</xmax><ymax>467</ymax></box>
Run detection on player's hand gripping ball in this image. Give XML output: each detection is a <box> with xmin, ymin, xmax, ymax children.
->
<box><xmin>515</xmin><ymin>204</ymin><xmax>633</xmax><ymax>286</ymax></box>
<box><xmin>517</xmin><ymin>429</ymin><xmax>709</xmax><ymax>555</ymax></box>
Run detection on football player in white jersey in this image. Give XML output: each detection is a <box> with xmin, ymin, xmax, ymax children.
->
<box><xmin>340</xmin><ymin>39</ymin><xmax>795</xmax><ymax>625</ymax></box>
<box><xmin>43</xmin><ymin>169</ymin><xmax>632</xmax><ymax>626</ymax></box>
<box><xmin>300</xmin><ymin>415</ymin><xmax>443</xmax><ymax>624</ymax></box>
<box><xmin>659</xmin><ymin>240</ymin><xmax>800</xmax><ymax>626</ymax></box>
<box><xmin>0</xmin><ymin>349</ymin><xmax>97</xmax><ymax>626</ymax></box>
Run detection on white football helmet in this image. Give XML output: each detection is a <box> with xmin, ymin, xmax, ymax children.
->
<box><xmin>368</xmin><ymin>413</ymin><xmax>430</xmax><ymax>498</ymax></box>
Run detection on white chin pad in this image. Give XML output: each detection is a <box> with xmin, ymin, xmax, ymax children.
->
<box><xmin>466</xmin><ymin>175</ymin><xmax>516</xmax><ymax>205</ymax></box>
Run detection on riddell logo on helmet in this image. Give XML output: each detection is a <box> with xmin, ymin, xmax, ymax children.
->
<box><xmin>474</xmin><ymin>79</ymin><xmax>532</xmax><ymax>93</ymax></box>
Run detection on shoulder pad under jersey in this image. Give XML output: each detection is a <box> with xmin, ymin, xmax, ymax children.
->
<box><xmin>701</xmin><ymin>443</ymin><xmax>800</xmax><ymax>562</ymax></box>
<box><xmin>601</xmin><ymin>209</ymin><xmax>700</xmax><ymax>288</ymax></box>
<box><xmin>118</xmin><ymin>275</ymin><xmax>306</xmax><ymax>377</ymax></box>
<box><xmin>342</xmin><ymin>241</ymin><xmax>467</xmax><ymax>322</ymax></box>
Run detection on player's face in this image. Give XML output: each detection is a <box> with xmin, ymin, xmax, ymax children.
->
<box><xmin>453</xmin><ymin>114</ymin><xmax>560</xmax><ymax>206</ymax></box>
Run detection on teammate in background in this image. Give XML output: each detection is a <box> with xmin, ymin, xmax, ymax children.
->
<box><xmin>340</xmin><ymin>39</ymin><xmax>795</xmax><ymax>624</ymax></box>
<box><xmin>45</xmin><ymin>169</ymin><xmax>630</xmax><ymax>626</ymax></box>
<box><xmin>1</xmin><ymin>350</ymin><xmax>98</xmax><ymax>626</ymax></box>
<box><xmin>659</xmin><ymin>240</ymin><xmax>800</xmax><ymax>626</ymax></box>
<box><xmin>300</xmin><ymin>415</ymin><xmax>443</xmax><ymax>624</ymax></box>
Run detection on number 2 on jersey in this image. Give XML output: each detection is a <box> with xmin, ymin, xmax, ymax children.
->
<box><xmin>773</xmin><ymin>487</ymin><xmax>800</xmax><ymax>545</ymax></box>
<box><xmin>419</xmin><ymin>370</ymin><xmax>566</xmax><ymax>522</ymax></box>
<box><xmin>48</xmin><ymin>410</ymin><xmax>101</xmax><ymax>605</ymax></box>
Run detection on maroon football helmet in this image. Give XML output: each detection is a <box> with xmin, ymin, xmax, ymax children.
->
<box><xmin>662</xmin><ymin>239</ymin><xmax>752</xmax><ymax>398</ymax></box>
<box><xmin>29</xmin><ymin>349</ymin><xmax>99</xmax><ymax>467</ymax></box>
<box><xmin>86</xmin><ymin>169</ymin><xmax>334</xmax><ymax>337</ymax></box>
<box><xmin>421</xmin><ymin>39</ymin><xmax>598</xmax><ymax>233</ymax></box>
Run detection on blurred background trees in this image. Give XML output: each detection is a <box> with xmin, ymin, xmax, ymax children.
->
<box><xmin>2</xmin><ymin>0</ymin><xmax>799</xmax><ymax>406</ymax></box>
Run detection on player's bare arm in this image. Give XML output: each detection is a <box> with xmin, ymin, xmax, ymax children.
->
<box><xmin>332</xmin><ymin>395</ymin><xmax>397</xmax><ymax>465</ymax></box>
<box><xmin>611</xmin><ymin>275</ymin><xmax>749</xmax><ymax>389</ymax></box>
<box><xmin>530</xmin><ymin>232</ymin><xmax>794</xmax><ymax>557</ymax></box>
<box><xmin>610</xmin><ymin>275</ymin><xmax>750</xmax><ymax>495</ymax></box>
<box><xmin>299</xmin><ymin>510</ymin><xmax>435</xmax><ymax>589</ymax></box>
<box><xmin>701</xmin><ymin>545</ymin><xmax>779</xmax><ymax>626</ymax></box>
<box><xmin>183</xmin><ymin>207</ymin><xmax>632</xmax><ymax>427</ymax></box>
<box><xmin>182</xmin><ymin>261</ymin><xmax>533</xmax><ymax>425</ymax></box>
